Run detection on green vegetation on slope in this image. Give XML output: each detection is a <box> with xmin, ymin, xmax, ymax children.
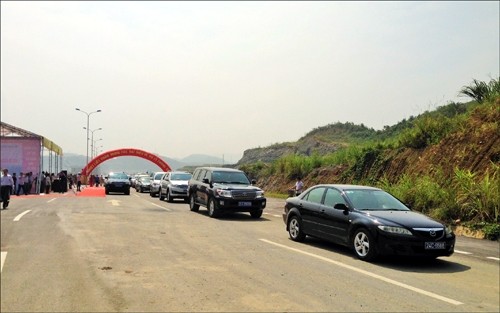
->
<box><xmin>239</xmin><ymin>78</ymin><xmax>500</xmax><ymax>239</ymax></box>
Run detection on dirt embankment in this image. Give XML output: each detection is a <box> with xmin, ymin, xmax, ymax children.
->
<box><xmin>257</xmin><ymin>103</ymin><xmax>500</xmax><ymax>195</ymax></box>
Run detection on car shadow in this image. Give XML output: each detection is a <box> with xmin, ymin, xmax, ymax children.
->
<box><xmin>195</xmin><ymin>210</ymin><xmax>271</xmax><ymax>222</ymax></box>
<box><xmin>299</xmin><ymin>237</ymin><xmax>470</xmax><ymax>273</ymax></box>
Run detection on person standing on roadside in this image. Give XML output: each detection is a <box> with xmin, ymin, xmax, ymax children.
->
<box><xmin>45</xmin><ymin>172</ymin><xmax>51</xmax><ymax>194</ymax></box>
<box><xmin>16</xmin><ymin>172</ymin><xmax>25</xmax><ymax>196</ymax></box>
<box><xmin>24</xmin><ymin>172</ymin><xmax>31</xmax><ymax>195</ymax></box>
<box><xmin>11</xmin><ymin>173</ymin><xmax>17</xmax><ymax>195</ymax></box>
<box><xmin>77</xmin><ymin>173</ymin><xmax>82</xmax><ymax>191</ymax></box>
<box><xmin>293</xmin><ymin>176</ymin><xmax>304</xmax><ymax>196</ymax></box>
<box><xmin>1</xmin><ymin>169</ymin><xmax>15</xmax><ymax>209</ymax></box>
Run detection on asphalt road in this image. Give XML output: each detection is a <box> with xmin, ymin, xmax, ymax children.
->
<box><xmin>1</xmin><ymin>190</ymin><xmax>499</xmax><ymax>312</ymax></box>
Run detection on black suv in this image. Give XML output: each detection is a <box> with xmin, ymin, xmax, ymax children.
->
<box><xmin>104</xmin><ymin>172</ymin><xmax>131</xmax><ymax>195</ymax></box>
<box><xmin>188</xmin><ymin>167</ymin><xmax>266</xmax><ymax>218</ymax></box>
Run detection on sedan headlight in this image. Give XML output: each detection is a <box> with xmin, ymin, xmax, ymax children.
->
<box><xmin>378</xmin><ymin>225</ymin><xmax>412</xmax><ymax>235</ymax></box>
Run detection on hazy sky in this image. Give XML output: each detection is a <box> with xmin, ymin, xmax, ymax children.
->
<box><xmin>1</xmin><ymin>1</ymin><xmax>499</xmax><ymax>163</ymax></box>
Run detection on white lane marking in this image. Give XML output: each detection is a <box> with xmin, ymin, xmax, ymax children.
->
<box><xmin>13</xmin><ymin>210</ymin><xmax>32</xmax><ymax>222</ymax></box>
<box><xmin>454</xmin><ymin>250</ymin><xmax>473</xmax><ymax>255</ymax></box>
<box><xmin>47</xmin><ymin>198</ymin><xmax>57</xmax><ymax>203</ymax></box>
<box><xmin>149</xmin><ymin>202</ymin><xmax>171</xmax><ymax>211</ymax></box>
<box><xmin>260</xmin><ymin>239</ymin><xmax>463</xmax><ymax>306</ymax></box>
<box><xmin>1</xmin><ymin>252</ymin><xmax>6</xmax><ymax>273</ymax></box>
<box><xmin>263</xmin><ymin>213</ymin><xmax>281</xmax><ymax>218</ymax></box>
<box><xmin>487</xmin><ymin>257</ymin><xmax>500</xmax><ymax>261</ymax></box>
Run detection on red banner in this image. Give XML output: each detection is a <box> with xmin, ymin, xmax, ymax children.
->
<box><xmin>81</xmin><ymin>148</ymin><xmax>171</xmax><ymax>176</ymax></box>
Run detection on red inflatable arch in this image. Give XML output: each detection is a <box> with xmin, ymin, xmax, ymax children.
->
<box><xmin>81</xmin><ymin>148</ymin><xmax>171</xmax><ymax>177</ymax></box>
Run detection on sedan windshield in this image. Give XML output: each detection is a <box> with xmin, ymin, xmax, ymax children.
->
<box><xmin>109</xmin><ymin>173</ymin><xmax>129</xmax><ymax>180</ymax></box>
<box><xmin>344</xmin><ymin>189</ymin><xmax>409</xmax><ymax>211</ymax></box>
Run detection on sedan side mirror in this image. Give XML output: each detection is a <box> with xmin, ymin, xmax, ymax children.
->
<box><xmin>334</xmin><ymin>203</ymin><xmax>350</xmax><ymax>215</ymax></box>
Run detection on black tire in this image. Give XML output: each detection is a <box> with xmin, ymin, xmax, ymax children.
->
<box><xmin>352</xmin><ymin>228</ymin><xmax>377</xmax><ymax>261</ymax></box>
<box><xmin>250</xmin><ymin>210</ymin><xmax>263</xmax><ymax>219</ymax></box>
<box><xmin>159</xmin><ymin>189</ymin><xmax>165</xmax><ymax>201</ymax></box>
<box><xmin>189</xmin><ymin>194</ymin><xmax>199</xmax><ymax>212</ymax></box>
<box><xmin>105</xmin><ymin>189</ymin><xmax>109</xmax><ymax>195</ymax></box>
<box><xmin>166</xmin><ymin>189</ymin><xmax>173</xmax><ymax>203</ymax></box>
<box><xmin>208</xmin><ymin>198</ymin><xmax>220</xmax><ymax>218</ymax></box>
<box><xmin>288</xmin><ymin>215</ymin><xmax>306</xmax><ymax>241</ymax></box>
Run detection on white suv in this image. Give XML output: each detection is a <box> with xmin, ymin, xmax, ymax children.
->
<box><xmin>149</xmin><ymin>171</ymin><xmax>166</xmax><ymax>197</ymax></box>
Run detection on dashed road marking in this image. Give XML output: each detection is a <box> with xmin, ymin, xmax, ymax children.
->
<box><xmin>47</xmin><ymin>198</ymin><xmax>57</xmax><ymax>203</ymax></box>
<box><xmin>13</xmin><ymin>210</ymin><xmax>32</xmax><ymax>222</ymax></box>
<box><xmin>260</xmin><ymin>238</ymin><xmax>463</xmax><ymax>306</ymax></box>
<box><xmin>149</xmin><ymin>202</ymin><xmax>171</xmax><ymax>211</ymax></box>
<box><xmin>1</xmin><ymin>252</ymin><xmax>6</xmax><ymax>273</ymax></box>
<box><xmin>454</xmin><ymin>250</ymin><xmax>473</xmax><ymax>255</ymax></box>
<box><xmin>487</xmin><ymin>257</ymin><xmax>500</xmax><ymax>261</ymax></box>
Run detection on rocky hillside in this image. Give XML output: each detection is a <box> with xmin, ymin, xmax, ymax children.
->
<box><xmin>238</xmin><ymin>122</ymin><xmax>377</xmax><ymax>164</ymax></box>
<box><xmin>243</xmin><ymin>99</ymin><xmax>499</xmax><ymax>196</ymax></box>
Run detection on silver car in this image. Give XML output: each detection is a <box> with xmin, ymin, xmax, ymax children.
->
<box><xmin>149</xmin><ymin>171</ymin><xmax>166</xmax><ymax>197</ymax></box>
<box><xmin>159</xmin><ymin>171</ymin><xmax>192</xmax><ymax>202</ymax></box>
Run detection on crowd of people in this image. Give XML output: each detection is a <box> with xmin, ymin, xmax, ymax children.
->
<box><xmin>1</xmin><ymin>168</ymin><xmax>108</xmax><ymax>209</ymax></box>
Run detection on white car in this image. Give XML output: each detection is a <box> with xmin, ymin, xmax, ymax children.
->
<box><xmin>159</xmin><ymin>171</ymin><xmax>192</xmax><ymax>202</ymax></box>
<box><xmin>149</xmin><ymin>171</ymin><xmax>166</xmax><ymax>197</ymax></box>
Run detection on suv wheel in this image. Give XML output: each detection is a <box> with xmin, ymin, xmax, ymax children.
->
<box><xmin>250</xmin><ymin>210</ymin><xmax>263</xmax><ymax>219</ymax></box>
<box><xmin>208</xmin><ymin>198</ymin><xmax>221</xmax><ymax>218</ymax></box>
<box><xmin>166</xmin><ymin>189</ymin><xmax>173</xmax><ymax>203</ymax></box>
<box><xmin>189</xmin><ymin>194</ymin><xmax>199</xmax><ymax>212</ymax></box>
<box><xmin>159</xmin><ymin>189</ymin><xmax>165</xmax><ymax>201</ymax></box>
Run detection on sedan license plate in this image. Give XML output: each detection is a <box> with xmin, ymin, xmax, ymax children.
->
<box><xmin>425</xmin><ymin>242</ymin><xmax>446</xmax><ymax>249</ymax></box>
<box><xmin>238</xmin><ymin>201</ymin><xmax>252</xmax><ymax>207</ymax></box>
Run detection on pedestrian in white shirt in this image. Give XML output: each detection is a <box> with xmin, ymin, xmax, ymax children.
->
<box><xmin>1</xmin><ymin>168</ymin><xmax>15</xmax><ymax>209</ymax></box>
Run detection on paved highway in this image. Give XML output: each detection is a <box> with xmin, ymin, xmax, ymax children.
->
<box><xmin>1</xmin><ymin>189</ymin><xmax>499</xmax><ymax>312</ymax></box>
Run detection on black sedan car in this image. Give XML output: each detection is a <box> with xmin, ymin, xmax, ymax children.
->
<box><xmin>283</xmin><ymin>184</ymin><xmax>455</xmax><ymax>261</ymax></box>
<box><xmin>104</xmin><ymin>172</ymin><xmax>131</xmax><ymax>195</ymax></box>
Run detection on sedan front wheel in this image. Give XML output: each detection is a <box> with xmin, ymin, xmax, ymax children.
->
<box><xmin>352</xmin><ymin>228</ymin><xmax>377</xmax><ymax>261</ymax></box>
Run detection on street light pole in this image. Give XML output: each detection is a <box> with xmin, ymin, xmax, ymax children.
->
<box><xmin>84</xmin><ymin>127</ymin><xmax>102</xmax><ymax>159</ymax></box>
<box><xmin>92</xmin><ymin>138</ymin><xmax>103</xmax><ymax>158</ymax></box>
<box><xmin>75</xmin><ymin>108</ymin><xmax>102</xmax><ymax>170</ymax></box>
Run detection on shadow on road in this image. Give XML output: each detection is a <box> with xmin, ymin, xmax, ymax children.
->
<box><xmin>294</xmin><ymin>237</ymin><xmax>470</xmax><ymax>274</ymax></box>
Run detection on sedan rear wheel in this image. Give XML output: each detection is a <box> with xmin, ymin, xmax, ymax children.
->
<box><xmin>352</xmin><ymin>228</ymin><xmax>377</xmax><ymax>261</ymax></box>
<box><xmin>288</xmin><ymin>215</ymin><xmax>306</xmax><ymax>242</ymax></box>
